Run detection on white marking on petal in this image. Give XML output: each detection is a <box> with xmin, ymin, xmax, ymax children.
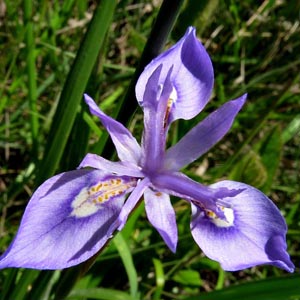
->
<box><xmin>169</xmin><ymin>87</ymin><xmax>178</xmax><ymax>103</ymax></box>
<box><xmin>205</xmin><ymin>206</ymin><xmax>235</xmax><ymax>228</ymax></box>
<box><xmin>71</xmin><ymin>188</ymin><xmax>99</xmax><ymax>217</ymax></box>
<box><xmin>70</xmin><ymin>177</ymin><xmax>137</xmax><ymax>218</ymax></box>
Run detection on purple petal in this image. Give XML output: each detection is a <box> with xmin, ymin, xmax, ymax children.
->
<box><xmin>84</xmin><ymin>94</ymin><xmax>141</xmax><ymax>164</ymax></box>
<box><xmin>144</xmin><ymin>188</ymin><xmax>178</xmax><ymax>252</ymax></box>
<box><xmin>140</xmin><ymin>65</ymin><xmax>173</xmax><ymax>172</ymax></box>
<box><xmin>152</xmin><ymin>172</ymin><xmax>242</xmax><ymax>218</ymax></box>
<box><xmin>164</xmin><ymin>95</ymin><xmax>247</xmax><ymax>170</ymax></box>
<box><xmin>79</xmin><ymin>153</ymin><xmax>143</xmax><ymax>177</ymax></box>
<box><xmin>136</xmin><ymin>27</ymin><xmax>214</xmax><ymax>123</ymax></box>
<box><xmin>0</xmin><ymin>169</ymin><xmax>137</xmax><ymax>269</ymax></box>
<box><xmin>108</xmin><ymin>177</ymin><xmax>150</xmax><ymax>235</ymax></box>
<box><xmin>190</xmin><ymin>180</ymin><xmax>294</xmax><ymax>272</ymax></box>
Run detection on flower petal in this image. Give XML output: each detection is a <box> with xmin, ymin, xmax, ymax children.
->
<box><xmin>152</xmin><ymin>172</ymin><xmax>242</xmax><ymax>218</ymax></box>
<box><xmin>108</xmin><ymin>178</ymin><xmax>150</xmax><ymax>235</ymax></box>
<box><xmin>164</xmin><ymin>95</ymin><xmax>246</xmax><ymax>170</ymax></box>
<box><xmin>140</xmin><ymin>65</ymin><xmax>173</xmax><ymax>171</ymax></box>
<box><xmin>79</xmin><ymin>153</ymin><xmax>143</xmax><ymax>177</ymax></box>
<box><xmin>144</xmin><ymin>188</ymin><xmax>177</xmax><ymax>252</ymax></box>
<box><xmin>84</xmin><ymin>94</ymin><xmax>141</xmax><ymax>163</ymax></box>
<box><xmin>190</xmin><ymin>180</ymin><xmax>294</xmax><ymax>272</ymax></box>
<box><xmin>136</xmin><ymin>27</ymin><xmax>214</xmax><ymax>123</ymax></box>
<box><xmin>0</xmin><ymin>169</ymin><xmax>136</xmax><ymax>269</ymax></box>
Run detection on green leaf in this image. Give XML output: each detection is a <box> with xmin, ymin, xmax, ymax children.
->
<box><xmin>228</xmin><ymin>149</ymin><xmax>268</xmax><ymax>188</ymax></box>
<box><xmin>172</xmin><ymin>269</ymin><xmax>201</xmax><ymax>287</ymax></box>
<box><xmin>229</xmin><ymin>126</ymin><xmax>282</xmax><ymax>192</ymax></box>
<box><xmin>37</xmin><ymin>0</ymin><xmax>117</xmax><ymax>183</ymax></box>
<box><xmin>282</xmin><ymin>114</ymin><xmax>300</xmax><ymax>144</ymax></box>
<box><xmin>258</xmin><ymin>126</ymin><xmax>282</xmax><ymax>193</ymax></box>
<box><xmin>7</xmin><ymin>270</ymin><xmax>39</xmax><ymax>300</ymax></box>
<box><xmin>66</xmin><ymin>288</ymin><xmax>133</xmax><ymax>300</ymax></box>
<box><xmin>0</xmin><ymin>269</ymin><xmax>18</xmax><ymax>300</ymax></box>
<box><xmin>113</xmin><ymin>233</ymin><xmax>139</xmax><ymax>300</ymax></box>
<box><xmin>153</xmin><ymin>258</ymin><xmax>165</xmax><ymax>300</ymax></box>
<box><xmin>184</xmin><ymin>275</ymin><xmax>300</xmax><ymax>300</ymax></box>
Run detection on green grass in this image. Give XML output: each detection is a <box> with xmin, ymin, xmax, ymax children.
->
<box><xmin>0</xmin><ymin>0</ymin><xmax>299</xmax><ymax>299</ymax></box>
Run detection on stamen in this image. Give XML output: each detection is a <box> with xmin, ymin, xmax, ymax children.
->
<box><xmin>164</xmin><ymin>87</ymin><xmax>177</xmax><ymax>128</ymax></box>
<box><xmin>70</xmin><ymin>177</ymin><xmax>137</xmax><ymax>218</ymax></box>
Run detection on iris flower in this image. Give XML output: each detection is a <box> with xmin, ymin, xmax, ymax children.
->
<box><xmin>0</xmin><ymin>27</ymin><xmax>294</xmax><ymax>272</ymax></box>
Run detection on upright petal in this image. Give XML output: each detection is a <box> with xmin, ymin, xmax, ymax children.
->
<box><xmin>190</xmin><ymin>180</ymin><xmax>294</xmax><ymax>272</ymax></box>
<box><xmin>0</xmin><ymin>169</ymin><xmax>137</xmax><ymax>269</ymax></box>
<box><xmin>84</xmin><ymin>94</ymin><xmax>141</xmax><ymax>164</ymax></box>
<box><xmin>164</xmin><ymin>95</ymin><xmax>246</xmax><ymax>171</ymax></box>
<box><xmin>144</xmin><ymin>188</ymin><xmax>178</xmax><ymax>252</ymax></box>
<box><xmin>140</xmin><ymin>65</ymin><xmax>173</xmax><ymax>172</ymax></box>
<box><xmin>136</xmin><ymin>27</ymin><xmax>214</xmax><ymax>124</ymax></box>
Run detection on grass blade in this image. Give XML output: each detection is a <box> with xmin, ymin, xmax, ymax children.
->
<box><xmin>24</xmin><ymin>0</ymin><xmax>38</xmax><ymax>156</ymax></box>
<box><xmin>37</xmin><ymin>0</ymin><xmax>117</xmax><ymax>183</ymax></box>
<box><xmin>66</xmin><ymin>288</ymin><xmax>133</xmax><ymax>300</ymax></box>
<box><xmin>113</xmin><ymin>233</ymin><xmax>138</xmax><ymax>299</ymax></box>
<box><xmin>184</xmin><ymin>275</ymin><xmax>300</xmax><ymax>300</ymax></box>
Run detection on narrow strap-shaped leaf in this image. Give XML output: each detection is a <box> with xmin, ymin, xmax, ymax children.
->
<box><xmin>0</xmin><ymin>269</ymin><xmax>18</xmax><ymax>300</ymax></box>
<box><xmin>37</xmin><ymin>0</ymin><xmax>117</xmax><ymax>183</ymax></box>
<box><xmin>153</xmin><ymin>258</ymin><xmax>165</xmax><ymax>300</ymax></box>
<box><xmin>66</xmin><ymin>288</ymin><xmax>133</xmax><ymax>300</ymax></box>
<box><xmin>184</xmin><ymin>275</ymin><xmax>300</xmax><ymax>300</ymax></box>
<box><xmin>24</xmin><ymin>0</ymin><xmax>38</xmax><ymax>157</ymax></box>
<box><xmin>113</xmin><ymin>232</ymin><xmax>139</xmax><ymax>300</ymax></box>
<box><xmin>25</xmin><ymin>271</ymin><xmax>59</xmax><ymax>300</ymax></box>
<box><xmin>8</xmin><ymin>270</ymin><xmax>39</xmax><ymax>300</ymax></box>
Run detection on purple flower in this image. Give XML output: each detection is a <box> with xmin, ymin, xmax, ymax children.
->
<box><xmin>0</xmin><ymin>27</ymin><xmax>294</xmax><ymax>272</ymax></box>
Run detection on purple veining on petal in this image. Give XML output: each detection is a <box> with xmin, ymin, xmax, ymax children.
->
<box><xmin>190</xmin><ymin>180</ymin><xmax>294</xmax><ymax>272</ymax></box>
<box><xmin>0</xmin><ymin>26</ymin><xmax>293</xmax><ymax>273</ymax></box>
<box><xmin>0</xmin><ymin>169</ymin><xmax>133</xmax><ymax>270</ymax></box>
<box><xmin>84</xmin><ymin>94</ymin><xmax>141</xmax><ymax>164</ymax></box>
<box><xmin>152</xmin><ymin>172</ymin><xmax>244</xmax><ymax>219</ymax></box>
<box><xmin>107</xmin><ymin>177</ymin><xmax>151</xmax><ymax>236</ymax></box>
<box><xmin>144</xmin><ymin>188</ymin><xmax>178</xmax><ymax>252</ymax></box>
<box><xmin>164</xmin><ymin>95</ymin><xmax>247</xmax><ymax>171</ymax></box>
<box><xmin>140</xmin><ymin>65</ymin><xmax>173</xmax><ymax>173</ymax></box>
<box><xmin>136</xmin><ymin>27</ymin><xmax>214</xmax><ymax>123</ymax></box>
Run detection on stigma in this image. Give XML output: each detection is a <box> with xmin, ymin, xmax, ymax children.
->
<box><xmin>70</xmin><ymin>176</ymin><xmax>137</xmax><ymax>218</ymax></box>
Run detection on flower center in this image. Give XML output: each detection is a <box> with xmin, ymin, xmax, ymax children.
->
<box><xmin>70</xmin><ymin>177</ymin><xmax>137</xmax><ymax>218</ymax></box>
<box><xmin>205</xmin><ymin>205</ymin><xmax>234</xmax><ymax>228</ymax></box>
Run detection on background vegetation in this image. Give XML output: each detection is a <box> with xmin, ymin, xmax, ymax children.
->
<box><xmin>0</xmin><ymin>0</ymin><xmax>299</xmax><ymax>299</ymax></box>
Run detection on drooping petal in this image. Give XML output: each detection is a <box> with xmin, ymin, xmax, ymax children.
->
<box><xmin>140</xmin><ymin>65</ymin><xmax>173</xmax><ymax>172</ymax></box>
<box><xmin>79</xmin><ymin>153</ymin><xmax>144</xmax><ymax>177</ymax></box>
<box><xmin>136</xmin><ymin>27</ymin><xmax>214</xmax><ymax>124</ymax></box>
<box><xmin>0</xmin><ymin>169</ymin><xmax>137</xmax><ymax>270</ymax></box>
<box><xmin>152</xmin><ymin>172</ymin><xmax>242</xmax><ymax>218</ymax></box>
<box><xmin>84</xmin><ymin>94</ymin><xmax>141</xmax><ymax>164</ymax></box>
<box><xmin>190</xmin><ymin>180</ymin><xmax>294</xmax><ymax>272</ymax></box>
<box><xmin>108</xmin><ymin>177</ymin><xmax>150</xmax><ymax>235</ymax></box>
<box><xmin>164</xmin><ymin>95</ymin><xmax>247</xmax><ymax>171</ymax></box>
<box><xmin>144</xmin><ymin>188</ymin><xmax>178</xmax><ymax>252</ymax></box>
